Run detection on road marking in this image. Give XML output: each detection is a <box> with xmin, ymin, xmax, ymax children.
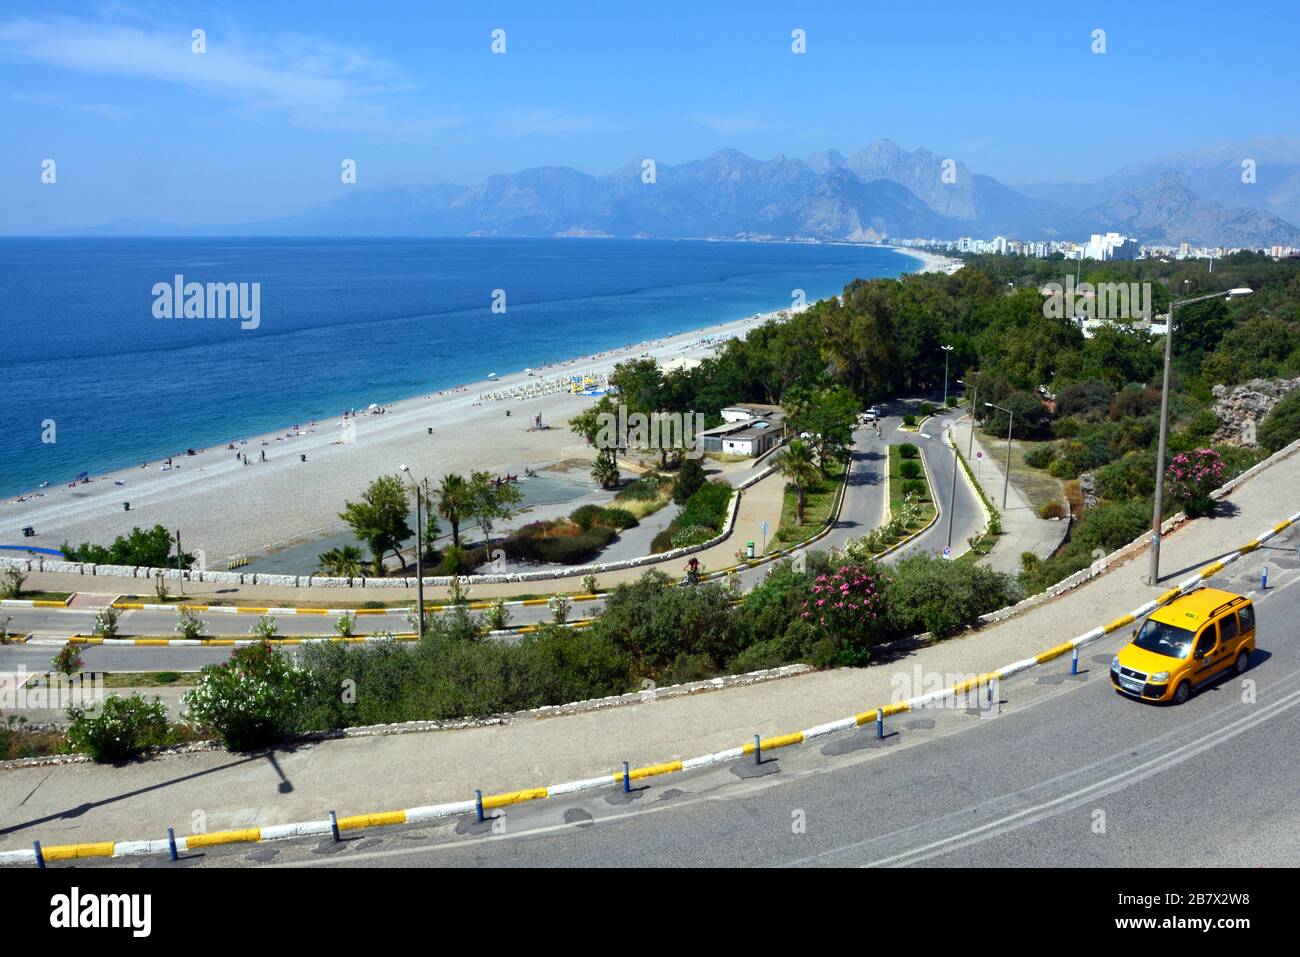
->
<box><xmin>854</xmin><ymin>681</ymin><xmax>1300</xmax><ymax>868</ymax></box>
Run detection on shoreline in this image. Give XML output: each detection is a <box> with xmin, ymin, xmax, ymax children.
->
<box><xmin>886</xmin><ymin>245</ymin><xmax>964</xmax><ymax>275</ymax></box>
<box><xmin>1</xmin><ymin>307</ymin><xmax>792</xmax><ymax>565</ymax></box>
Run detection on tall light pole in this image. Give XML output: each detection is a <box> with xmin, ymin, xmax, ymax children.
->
<box><xmin>985</xmin><ymin>402</ymin><xmax>1014</xmax><ymax>510</ymax></box>
<box><xmin>945</xmin><ymin>422</ymin><xmax>960</xmax><ymax>551</ymax></box>
<box><xmin>1145</xmin><ymin>286</ymin><xmax>1253</xmax><ymax>585</ymax></box>
<box><xmin>940</xmin><ymin>345</ymin><xmax>954</xmax><ymax>407</ymax></box>
<box><xmin>957</xmin><ymin>376</ymin><xmax>979</xmax><ymax>459</ymax></box>
<box><xmin>399</xmin><ymin>464</ymin><xmax>425</xmax><ymax>639</ymax></box>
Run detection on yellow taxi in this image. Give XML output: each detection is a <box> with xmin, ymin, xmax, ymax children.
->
<box><xmin>1111</xmin><ymin>587</ymin><xmax>1255</xmax><ymax>704</ymax></box>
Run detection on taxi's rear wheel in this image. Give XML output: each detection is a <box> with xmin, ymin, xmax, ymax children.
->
<box><xmin>1235</xmin><ymin>650</ymin><xmax>1249</xmax><ymax>674</ymax></box>
<box><xmin>1172</xmin><ymin>681</ymin><xmax>1190</xmax><ymax>705</ymax></box>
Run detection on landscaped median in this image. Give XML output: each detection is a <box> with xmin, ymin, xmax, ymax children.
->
<box><xmin>5</xmin><ymin>503</ymin><xmax>1293</xmax><ymax>867</ymax></box>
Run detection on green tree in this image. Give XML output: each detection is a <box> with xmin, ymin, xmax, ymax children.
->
<box><xmin>436</xmin><ymin>473</ymin><xmax>472</xmax><ymax>548</ymax></box>
<box><xmin>340</xmin><ymin>474</ymin><xmax>413</xmax><ymax>575</ymax></box>
<box><xmin>317</xmin><ymin>545</ymin><xmax>365</xmax><ymax>578</ymax></box>
<box><xmin>467</xmin><ymin>471</ymin><xmax>523</xmax><ymax>542</ymax></box>
<box><xmin>592</xmin><ymin>449</ymin><xmax>621</xmax><ymax>489</ymax></box>
<box><xmin>63</xmin><ymin>524</ymin><xmax>193</xmax><ymax>569</ymax></box>
<box><xmin>784</xmin><ymin>384</ymin><xmax>860</xmax><ymax>471</ymax></box>
<box><xmin>775</xmin><ymin>439</ymin><xmax>821</xmax><ymax>525</ymax></box>
<box><xmin>671</xmin><ymin>456</ymin><xmax>706</xmax><ymax>504</ymax></box>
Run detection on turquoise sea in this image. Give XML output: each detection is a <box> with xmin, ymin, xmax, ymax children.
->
<box><xmin>0</xmin><ymin>237</ymin><xmax>913</xmax><ymax>498</ymax></box>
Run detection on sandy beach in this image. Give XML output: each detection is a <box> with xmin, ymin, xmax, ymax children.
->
<box><xmin>889</xmin><ymin>246</ymin><xmax>964</xmax><ymax>275</ymax></box>
<box><xmin>2</xmin><ymin>309</ymin><xmax>784</xmax><ymax>568</ymax></box>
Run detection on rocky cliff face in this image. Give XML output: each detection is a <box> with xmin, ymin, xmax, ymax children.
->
<box><xmin>1212</xmin><ymin>377</ymin><xmax>1300</xmax><ymax>445</ymax></box>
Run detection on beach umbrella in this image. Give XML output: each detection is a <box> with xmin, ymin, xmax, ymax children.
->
<box><xmin>487</xmin><ymin>372</ymin><xmax>498</xmax><ymax>379</ymax></box>
<box><xmin>368</xmin><ymin>403</ymin><xmax>379</xmax><ymax>412</ymax></box>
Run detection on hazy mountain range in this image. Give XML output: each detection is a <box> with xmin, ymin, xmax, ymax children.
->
<box><xmin>89</xmin><ymin>138</ymin><xmax>1300</xmax><ymax>247</ymax></box>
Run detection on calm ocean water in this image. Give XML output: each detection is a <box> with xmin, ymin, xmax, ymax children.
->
<box><xmin>0</xmin><ymin>237</ymin><xmax>911</xmax><ymax>497</ymax></box>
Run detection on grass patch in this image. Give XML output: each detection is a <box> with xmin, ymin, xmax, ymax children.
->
<box><xmin>888</xmin><ymin>445</ymin><xmax>937</xmax><ymax>527</ymax></box>
<box><xmin>978</xmin><ymin>436</ymin><xmax>1065</xmax><ymax>511</ymax></box>
<box><xmin>770</xmin><ymin>458</ymin><xmax>847</xmax><ymax>549</ymax></box>
<box><xmin>101</xmin><ymin>671</ymin><xmax>195</xmax><ymax>688</ymax></box>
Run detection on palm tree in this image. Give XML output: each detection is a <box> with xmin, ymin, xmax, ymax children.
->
<box><xmin>318</xmin><ymin>545</ymin><xmax>365</xmax><ymax>579</ymax></box>
<box><xmin>334</xmin><ymin>545</ymin><xmax>365</xmax><ymax>579</ymax></box>
<box><xmin>591</xmin><ymin>449</ymin><xmax>620</xmax><ymax>489</ymax></box>
<box><xmin>436</xmin><ymin>473</ymin><xmax>471</xmax><ymax>548</ymax></box>
<box><xmin>776</xmin><ymin>440</ymin><xmax>821</xmax><ymax>525</ymax></box>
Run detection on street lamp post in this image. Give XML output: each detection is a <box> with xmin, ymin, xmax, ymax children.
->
<box><xmin>1146</xmin><ymin>286</ymin><xmax>1253</xmax><ymax>585</ymax></box>
<box><xmin>957</xmin><ymin>376</ymin><xmax>979</xmax><ymax>459</ymax></box>
<box><xmin>940</xmin><ymin>345</ymin><xmax>954</xmax><ymax>407</ymax></box>
<box><xmin>985</xmin><ymin>402</ymin><xmax>1014</xmax><ymax>510</ymax></box>
<box><xmin>945</xmin><ymin>423</ymin><xmax>959</xmax><ymax>551</ymax></box>
<box><xmin>400</xmin><ymin>465</ymin><xmax>425</xmax><ymax>639</ymax></box>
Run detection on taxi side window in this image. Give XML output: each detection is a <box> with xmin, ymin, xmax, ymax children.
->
<box><xmin>1218</xmin><ymin>611</ymin><xmax>1239</xmax><ymax>643</ymax></box>
<box><xmin>1237</xmin><ymin>604</ymin><xmax>1255</xmax><ymax>632</ymax></box>
<box><xmin>1196</xmin><ymin>623</ymin><xmax>1218</xmax><ymax>656</ymax></box>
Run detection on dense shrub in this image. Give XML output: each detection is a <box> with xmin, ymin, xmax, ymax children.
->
<box><xmin>1094</xmin><ymin>451</ymin><xmax>1156</xmax><ymax>501</ymax></box>
<box><xmin>1110</xmin><ymin>386</ymin><xmax>1160</xmax><ymax>421</ymax></box>
<box><xmin>502</xmin><ymin>520</ymin><xmax>617</xmax><ymax>564</ymax></box>
<box><xmin>983</xmin><ymin>390</ymin><xmax>1053</xmax><ymax>440</ymax></box>
<box><xmin>66</xmin><ymin>693</ymin><xmax>171</xmax><ymax>763</ymax></box>
<box><xmin>1259</xmin><ymin>389</ymin><xmax>1300</xmax><ymax>453</ymax></box>
<box><xmin>570</xmin><ymin>504</ymin><xmax>638</xmax><ymax>531</ymax></box>
<box><xmin>899</xmin><ymin>460</ymin><xmax>922</xmax><ymax>480</ymax></box>
<box><xmin>900</xmin><ymin>478</ymin><xmax>927</xmax><ymax>498</ymax></box>
<box><xmin>897</xmin><ymin>443</ymin><xmax>919</xmax><ymax>459</ymax></box>
<box><xmin>615</xmin><ymin>475</ymin><xmax>665</xmax><ymax>500</ymax></box>
<box><xmin>1056</xmin><ymin>379</ymin><xmax>1114</xmax><ymax>418</ymax></box>
<box><xmin>885</xmin><ymin>555</ymin><xmax>1021</xmax><ymax>639</ymax></box>
<box><xmin>591</xmin><ymin>571</ymin><xmax>737</xmax><ymax>673</ymax></box>
<box><xmin>1165</xmin><ymin>448</ymin><xmax>1225</xmax><ymax>517</ymax></box>
<box><xmin>1022</xmin><ymin>443</ymin><xmax>1056</xmax><ymax>469</ymax></box>
<box><xmin>801</xmin><ymin>561</ymin><xmax>891</xmax><ymax>665</ymax></box>
<box><xmin>671</xmin><ymin>457</ymin><xmax>707</xmax><ymax>504</ymax></box>
<box><xmin>297</xmin><ymin>623</ymin><xmax>630</xmax><ymax>729</ymax></box>
<box><xmin>182</xmin><ymin>641</ymin><xmax>313</xmax><ymax>750</ymax></box>
<box><xmin>670</xmin><ymin>525</ymin><xmax>715</xmax><ymax>549</ymax></box>
<box><xmin>677</xmin><ymin>481</ymin><xmax>733</xmax><ymax>531</ymax></box>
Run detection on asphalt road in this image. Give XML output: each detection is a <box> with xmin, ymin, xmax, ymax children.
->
<box><xmin>0</xmin><ymin>402</ymin><xmax>984</xmax><ymax>671</ymax></box>
<box><xmin>110</xmin><ymin>537</ymin><xmax>1296</xmax><ymax>869</ymax></box>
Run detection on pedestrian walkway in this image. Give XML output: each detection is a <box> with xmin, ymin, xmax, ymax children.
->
<box><xmin>3</xmin><ymin>446</ymin><xmax>1294</xmax><ymax>852</ymax></box>
<box><xmin>949</xmin><ymin>417</ymin><xmax>1069</xmax><ymax>575</ymax></box>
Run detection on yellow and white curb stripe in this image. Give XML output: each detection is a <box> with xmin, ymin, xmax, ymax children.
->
<box><xmin>22</xmin><ymin>619</ymin><xmax>597</xmax><ymax>647</ymax></box>
<box><xmin>3</xmin><ymin>509</ymin><xmax>1293</xmax><ymax>867</ymax></box>
<box><xmin>108</xmin><ymin>595</ymin><xmax>606</xmax><ymax>615</ymax></box>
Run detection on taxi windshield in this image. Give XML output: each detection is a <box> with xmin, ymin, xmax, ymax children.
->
<box><xmin>1133</xmin><ymin>619</ymin><xmax>1196</xmax><ymax>659</ymax></box>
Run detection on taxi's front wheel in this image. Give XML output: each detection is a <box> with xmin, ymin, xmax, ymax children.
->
<box><xmin>1172</xmin><ymin>681</ymin><xmax>1191</xmax><ymax>705</ymax></box>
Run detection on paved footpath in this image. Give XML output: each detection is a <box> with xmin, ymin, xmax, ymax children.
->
<box><xmin>950</xmin><ymin>416</ymin><xmax>1069</xmax><ymax>575</ymax></box>
<box><xmin>2</xmin><ymin>445</ymin><xmax>1295</xmax><ymax>852</ymax></box>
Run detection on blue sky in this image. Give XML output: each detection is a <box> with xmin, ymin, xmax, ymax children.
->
<box><xmin>2</xmin><ymin>0</ymin><xmax>1297</xmax><ymax>232</ymax></box>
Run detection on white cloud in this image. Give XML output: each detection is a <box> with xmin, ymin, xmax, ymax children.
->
<box><xmin>0</xmin><ymin>15</ymin><xmax>457</xmax><ymax>135</ymax></box>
